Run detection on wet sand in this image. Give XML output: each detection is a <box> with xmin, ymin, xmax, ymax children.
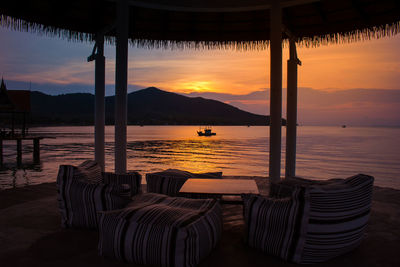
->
<box><xmin>0</xmin><ymin>177</ymin><xmax>399</xmax><ymax>267</ymax></box>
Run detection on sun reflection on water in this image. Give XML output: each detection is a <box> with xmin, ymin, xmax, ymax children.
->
<box><xmin>1</xmin><ymin>126</ymin><xmax>399</xmax><ymax>190</ymax></box>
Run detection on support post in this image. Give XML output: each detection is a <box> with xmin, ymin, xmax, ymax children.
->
<box><xmin>33</xmin><ymin>138</ymin><xmax>40</xmax><ymax>164</ymax></box>
<box><xmin>22</xmin><ymin>112</ymin><xmax>26</xmax><ymax>137</ymax></box>
<box><xmin>95</xmin><ymin>35</ymin><xmax>105</xmax><ymax>171</ymax></box>
<box><xmin>269</xmin><ymin>0</ymin><xmax>283</xmax><ymax>183</ymax></box>
<box><xmin>285</xmin><ymin>39</ymin><xmax>301</xmax><ymax>178</ymax></box>
<box><xmin>11</xmin><ymin>113</ymin><xmax>15</xmax><ymax>137</ymax></box>
<box><xmin>0</xmin><ymin>139</ymin><xmax>3</xmax><ymax>166</ymax></box>
<box><xmin>17</xmin><ymin>139</ymin><xmax>22</xmax><ymax>166</ymax></box>
<box><xmin>115</xmin><ymin>0</ymin><xmax>129</xmax><ymax>174</ymax></box>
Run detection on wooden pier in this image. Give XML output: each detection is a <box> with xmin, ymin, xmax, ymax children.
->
<box><xmin>0</xmin><ymin>136</ymin><xmax>45</xmax><ymax>166</ymax></box>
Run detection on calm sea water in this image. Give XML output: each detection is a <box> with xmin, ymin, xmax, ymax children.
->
<box><xmin>0</xmin><ymin>126</ymin><xmax>399</xmax><ymax>190</ymax></box>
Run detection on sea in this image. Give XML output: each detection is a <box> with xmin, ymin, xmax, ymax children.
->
<box><xmin>0</xmin><ymin>126</ymin><xmax>399</xmax><ymax>190</ymax></box>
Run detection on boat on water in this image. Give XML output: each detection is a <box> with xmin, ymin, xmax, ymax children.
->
<box><xmin>197</xmin><ymin>126</ymin><xmax>216</xmax><ymax>136</ymax></box>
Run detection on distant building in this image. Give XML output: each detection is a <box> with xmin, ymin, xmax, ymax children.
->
<box><xmin>0</xmin><ymin>78</ymin><xmax>31</xmax><ymax>137</ymax></box>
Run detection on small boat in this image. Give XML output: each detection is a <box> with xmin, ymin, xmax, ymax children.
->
<box><xmin>197</xmin><ymin>126</ymin><xmax>216</xmax><ymax>136</ymax></box>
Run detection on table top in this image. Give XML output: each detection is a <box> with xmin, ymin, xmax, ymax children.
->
<box><xmin>179</xmin><ymin>178</ymin><xmax>259</xmax><ymax>196</ymax></box>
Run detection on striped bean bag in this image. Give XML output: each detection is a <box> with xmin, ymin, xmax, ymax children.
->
<box><xmin>146</xmin><ymin>169</ymin><xmax>222</xmax><ymax>197</ymax></box>
<box><xmin>269</xmin><ymin>176</ymin><xmax>343</xmax><ymax>198</ymax></box>
<box><xmin>261</xmin><ymin>173</ymin><xmax>374</xmax><ymax>264</ymax></box>
<box><xmin>102</xmin><ymin>171</ymin><xmax>142</xmax><ymax>196</ymax></box>
<box><xmin>299</xmin><ymin>174</ymin><xmax>374</xmax><ymax>264</ymax></box>
<box><xmin>57</xmin><ymin>160</ymin><xmax>141</xmax><ymax>229</ymax></box>
<box><xmin>242</xmin><ymin>187</ymin><xmax>309</xmax><ymax>263</ymax></box>
<box><xmin>98</xmin><ymin>193</ymin><xmax>223</xmax><ymax>267</ymax></box>
<box><xmin>71</xmin><ymin>159</ymin><xmax>103</xmax><ymax>184</ymax></box>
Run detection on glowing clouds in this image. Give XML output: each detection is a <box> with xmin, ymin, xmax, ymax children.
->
<box><xmin>179</xmin><ymin>81</ymin><xmax>214</xmax><ymax>92</ymax></box>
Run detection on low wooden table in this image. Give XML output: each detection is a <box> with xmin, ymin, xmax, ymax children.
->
<box><xmin>179</xmin><ymin>178</ymin><xmax>259</xmax><ymax>204</ymax></box>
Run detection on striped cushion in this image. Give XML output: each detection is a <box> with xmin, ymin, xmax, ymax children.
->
<box><xmin>102</xmin><ymin>171</ymin><xmax>142</xmax><ymax>196</ymax></box>
<box><xmin>57</xmin><ymin>164</ymin><xmax>131</xmax><ymax>229</ymax></box>
<box><xmin>268</xmin><ymin>174</ymin><xmax>374</xmax><ymax>263</ymax></box>
<box><xmin>242</xmin><ymin>187</ymin><xmax>309</xmax><ymax>263</ymax></box>
<box><xmin>98</xmin><ymin>193</ymin><xmax>222</xmax><ymax>267</ymax></box>
<box><xmin>270</xmin><ymin>176</ymin><xmax>342</xmax><ymax>198</ymax></box>
<box><xmin>300</xmin><ymin>174</ymin><xmax>374</xmax><ymax>264</ymax></box>
<box><xmin>76</xmin><ymin>160</ymin><xmax>103</xmax><ymax>183</ymax></box>
<box><xmin>146</xmin><ymin>169</ymin><xmax>222</xmax><ymax>196</ymax></box>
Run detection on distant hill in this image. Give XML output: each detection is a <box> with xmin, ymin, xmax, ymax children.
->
<box><xmin>30</xmin><ymin>87</ymin><xmax>285</xmax><ymax>125</ymax></box>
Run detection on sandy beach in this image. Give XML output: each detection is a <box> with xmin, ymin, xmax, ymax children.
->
<box><xmin>1</xmin><ymin>177</ymin><xmax>399</xmax><ymax>267</ymax></box>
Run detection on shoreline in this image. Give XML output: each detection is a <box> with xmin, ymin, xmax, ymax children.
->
<box><xmin>2</xmin><ymin>180</ymin><xmax>400</xmax><ymax>209</ymax></box>
<box><xmin>1</xmin><ymin>178</ymin><xmax>400</xmax><ymax>266</ymax></box>
<box><xmin>25</xmin><ymin>125</ymin><xmax>400</xmax><ymax>128</ymax></box>
<box><xmin>2</xmin><ymin>177</ymin><xmax>400</xmax><ymax>194</ymax></box>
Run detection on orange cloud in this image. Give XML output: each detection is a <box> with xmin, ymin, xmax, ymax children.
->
<box><xmin>1</xmin><ymin>26</ymin><xmax>399</xmax><ymax>96</ymax></box>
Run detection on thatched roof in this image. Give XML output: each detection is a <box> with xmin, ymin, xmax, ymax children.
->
<box><xmin>1</xmin><ymin>0</ymin><xmax>399</xmax><ymax>49</ymax></box>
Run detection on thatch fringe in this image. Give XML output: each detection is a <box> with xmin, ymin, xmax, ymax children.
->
<box><xmin>129</xmin><ymin>39</ymin><xmax>270</xmax><ymax>51</ymax></box>
<box><xmin>0</xmin><ymin>15</ymin><xmax>98</xmax><ymax>43</ymax></box>
<box><xmin>1</xmin><ymin>15</ymin><xmax>399</xmax><ymax>50</ymax></box>
<box><xmin>297</xmin><ymin>22</ymin><xmax>400</xmax><ymax>48</ymax></box>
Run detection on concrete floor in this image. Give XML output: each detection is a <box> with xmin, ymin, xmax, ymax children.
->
<box><xmin>1</xmin><ymin>179</ymin><xmax>399</xmax><ymax>267</ymax></box>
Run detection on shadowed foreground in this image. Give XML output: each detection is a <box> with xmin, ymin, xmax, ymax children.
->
<box><xmin>1</xmin><ymin>177</ymin><xmax>399</xmax><ymax>267</ymax></box>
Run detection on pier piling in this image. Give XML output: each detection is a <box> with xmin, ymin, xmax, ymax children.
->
<box><xmin>33</xmin><ymin>138</ymin><xmax>40</xmax><ymax>164</ymax></box>
<box><xmin>16</xmin><ymin>139</ymin><xmax>22</xmax><ymax>166</ymax></box>
<box><xmin>0</xmin><ymin>139</ymin><xmax>3</xmax><ymax>166</ymax></box>
<box><xmin>0</xmin><ymin>136</ymin><xmax>45</xmax><ymax>166</ymax></box>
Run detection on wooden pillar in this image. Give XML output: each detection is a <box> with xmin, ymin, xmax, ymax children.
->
<box><xmin>22</xmin><ymin>112</ymin><xmax>26</xmax><ymax>137</ymax></box>
<box><xmin>115</xmin><ymin>0</ymin><xmax>129</xmax><ymax>174</ymax></box>
<box><xmin>95</xmin><ymin>35</ymin><xmax>105</xmax><ymax>171</ymax></box>
<box><xmin>285</xmin><ymin>39</ymin><xmax>301</xmax><ymax>178</ymax></box>
<box><xmin>0</xmin><ymin>139</ymin><xmax>3</xmax><ymax>166</ymax></box>
<box><xmin>17</xmin><ymin>139</ymin><xmax>22</xmax><ymax>166</ymax></box>
<box><xmin>269</xmin><ymin>0</ymin><xmax>283</xmax><ymax>182</ymax></box>
<box><xmin>11</xmin><ymin>113</ymin><xmax>15</xmax><ymax>136</ymax></box>
<box><xmin>33</xmin><ymin>138</ymin><xmax>40</xmax><ymax>164</ymax></box>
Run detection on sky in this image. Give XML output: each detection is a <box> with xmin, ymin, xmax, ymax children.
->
<box><xmin>1</xmin><ymin>26</ymin><xmax>400</xmax><ymax>126</ymax></box>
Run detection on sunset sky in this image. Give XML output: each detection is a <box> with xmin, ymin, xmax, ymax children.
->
<box><xmin>1</xmin><ymin>26</ymin><xmax>399</xmax><ymax>126</ymax></box>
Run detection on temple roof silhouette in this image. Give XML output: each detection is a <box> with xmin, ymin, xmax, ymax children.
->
<box><xmin>0</xmin><ymin>79</ymin><xmax>30</xmax><ymax>113</ymax></box>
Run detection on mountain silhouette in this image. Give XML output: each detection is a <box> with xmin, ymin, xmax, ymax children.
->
<box><xmin>30</xmin><ymin>87</ymin><xmax>284</xmax><ymax>125</ymax></box>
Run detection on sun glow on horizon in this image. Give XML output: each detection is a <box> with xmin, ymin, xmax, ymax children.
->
<box><xmin>178</xmin><ymin>81</ymin><xmax>215</xmax><ymax>93</ymax></box>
